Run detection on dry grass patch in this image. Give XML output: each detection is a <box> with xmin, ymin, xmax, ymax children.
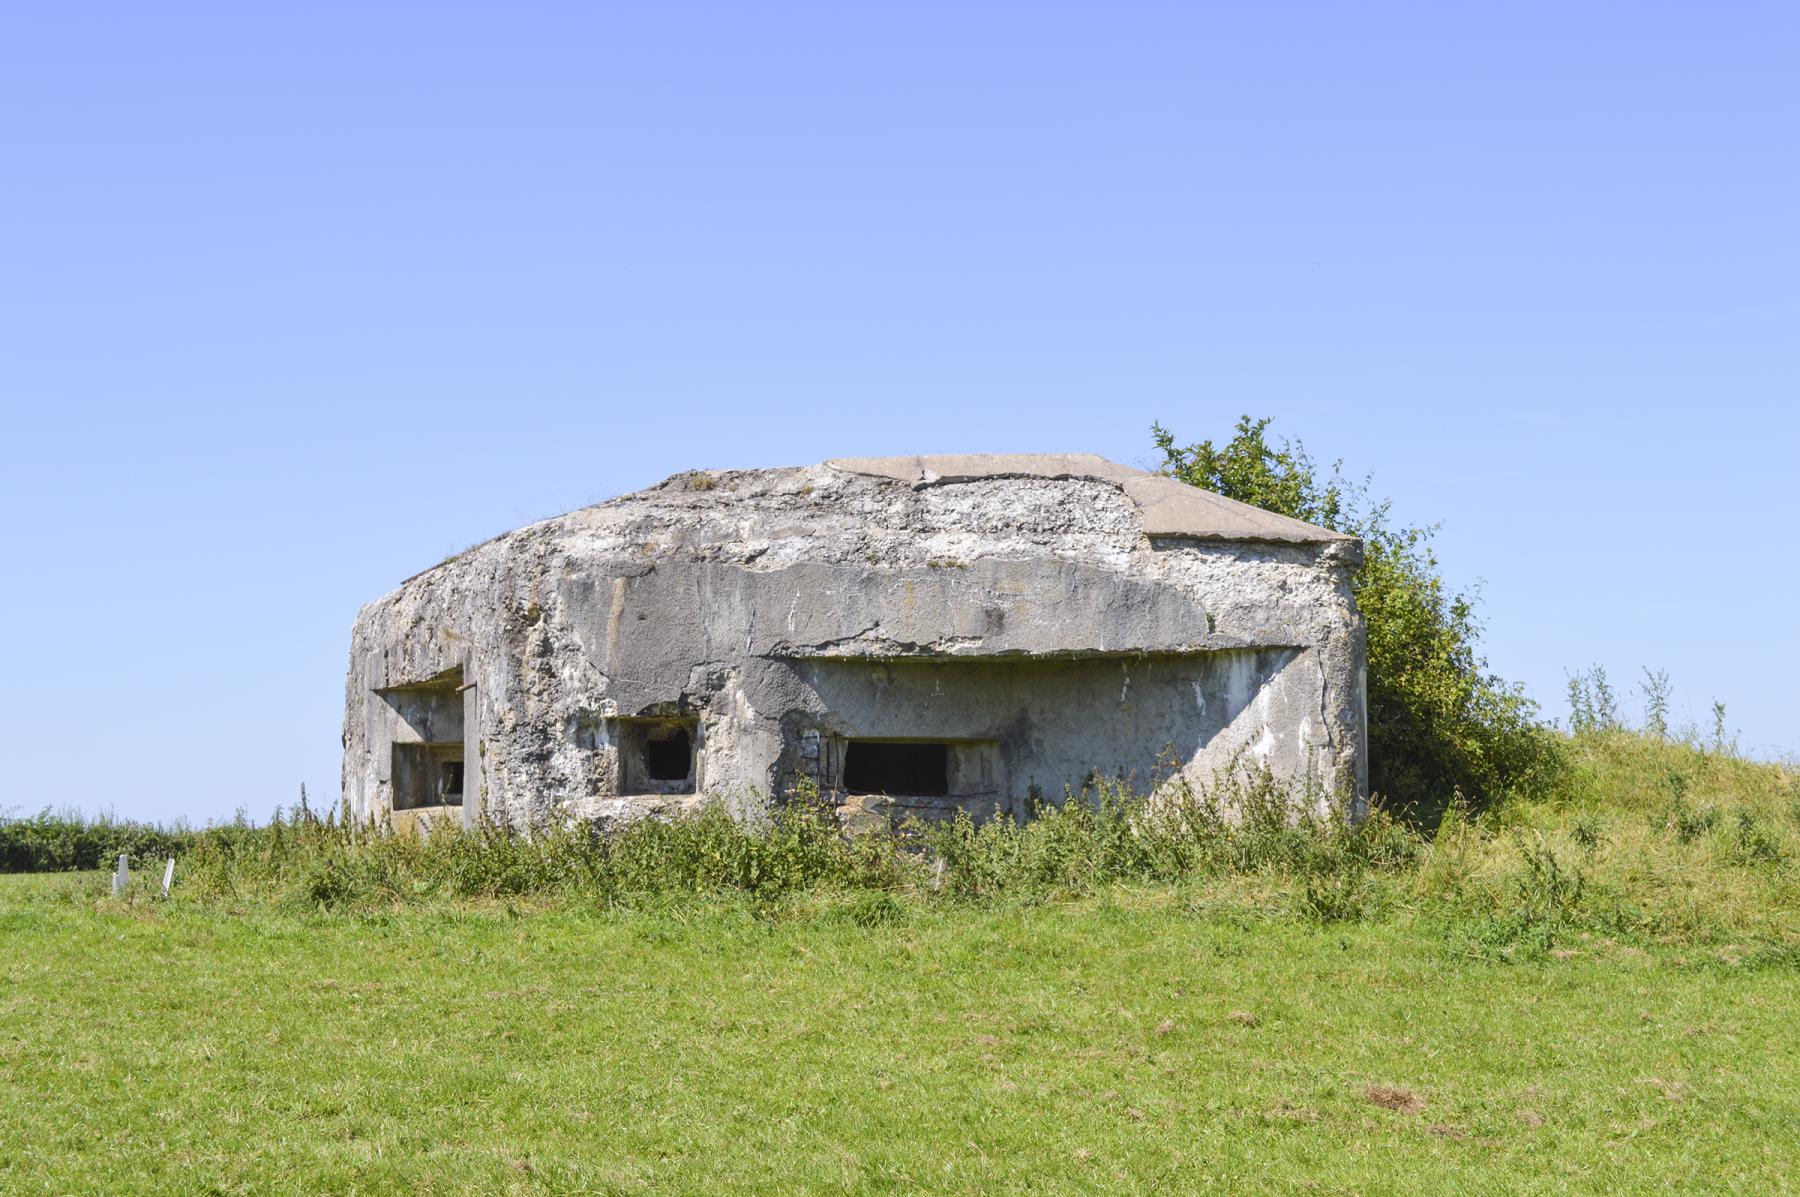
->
<box><xmin>1364</xmin><ymin>1084</ymin><xmax>1427</xmax><ymax>1115</ymax></box>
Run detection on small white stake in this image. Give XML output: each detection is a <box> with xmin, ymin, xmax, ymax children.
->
<box><xmin>112</xmin><ymin>854</ymin><xmax>129</xmax><ymax>897</ymax></box>
<box><xmin>162</xmin><ymin>858</ymin><xmax>175</xmax><ymax>897</ymax></box>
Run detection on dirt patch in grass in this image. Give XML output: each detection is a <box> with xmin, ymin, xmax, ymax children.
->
<box><xmin>1364</xmin><ymin>1084</ymin><xmax>1426</xmax><ymax>1115</ymax></box>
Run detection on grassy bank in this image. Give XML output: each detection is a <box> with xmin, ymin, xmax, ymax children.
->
<box><xmin>15</xmin><ymin>731</ymin><xmax>1798</xmax><ymax>955</ymax></box>
<box><xmin>4</xmin><ymin>876</ymin><xmax>1798</xmax><ymax>1195</ymax></box>
<box><xmin>2</xmin><ymin>732</ymin><xmax>1797</xmax><ymax>1193</ymax></box>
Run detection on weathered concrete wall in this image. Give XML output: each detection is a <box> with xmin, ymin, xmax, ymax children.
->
<box><xmin>782</xmin><ymin>649</ymin><xmax>1308</xmax><ymax>821</ymax></box>
<box><xmin>343</xmin><ymin>455</ymin><xmax>1366</xmax><ymax>829</ymax></box>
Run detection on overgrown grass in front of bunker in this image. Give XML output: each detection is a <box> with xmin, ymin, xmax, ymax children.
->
<box><xmin>12</xmin><ymin>730</ymin><xmax>1799</xmax><ymax>964</ymax></box>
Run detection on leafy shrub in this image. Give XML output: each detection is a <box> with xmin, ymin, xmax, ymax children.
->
<box><xmin>916</xmin><ymin>761</ymin><xmax>1413</xmax><ymax>906</ymax></box>
<box><xmin>0</xmin><ymin>808</ymin><xmax>195</xmax><ymax>872</ymax></box>
<box><xmin>33</xmin><ymin>760</ymin><xmax>1425</xmax><ymax>912</ymax></box>
<box><xmin>162</xmin><ymin>782</ymin><xmax>922</xmax><ymax>911</ymax></box>
<box><xmin>16</xmin><ymin>729</ymin><xmax>1800</xmax><ymax>966</ymax></box>
<box><xmin>1152</xmin><ymin>416</ymin><xmax>1563</xmax><ymax>824</ymax></box>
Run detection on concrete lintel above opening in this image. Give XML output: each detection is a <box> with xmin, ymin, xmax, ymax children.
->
<box><xmin>374</xmin><ymin>664</ymin><xmax>465</xmax><ymax>694</ymax></box>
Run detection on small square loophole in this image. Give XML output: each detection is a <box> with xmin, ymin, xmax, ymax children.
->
<box><xmin>616</xmin><ymin>719</ymin><xmax>699</xmax><ymax>795</ymax></box>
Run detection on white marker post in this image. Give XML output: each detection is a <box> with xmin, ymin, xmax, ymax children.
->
<box><xmin>112</xmin><ymin>854</ymin><xmax>129</xmax><ymax>897</ymax></box>
<box><xmin>162</xmin><ymin>858</ymin><xmax>175</xmax><ymax>897</ymax></box>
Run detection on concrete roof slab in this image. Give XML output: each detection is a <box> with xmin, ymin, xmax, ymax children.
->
<box><xmin>826</xmin><ymin>453</ymin><xmax>1349</xmax><ymax>544</ymax></box>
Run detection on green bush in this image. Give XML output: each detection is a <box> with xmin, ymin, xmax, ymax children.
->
<box><xmin>161</xmin><ymin>785</ymin><xmax>918</xmax><ymax>910</ymax></box>
<box><xmin>26</xmin><ymin>763</ymin><xmax>1419</xmax><ymax>909</ymax></box>
<box><xmin>0</xmin><ymin>808</ymin><xmax>195</xmax><ymax>872</ymax></box>
<box><xmin>1152</xmin><ymin>416</ymin><xmax>1563</xmax><ymax>823</ymax></box>
<box><xmin>14</xmin><ymin>730</ymin><xmax>1799</xmax><ymax>960</ymax></box>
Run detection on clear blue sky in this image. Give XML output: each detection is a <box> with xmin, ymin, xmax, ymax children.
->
<box><xmin>3</xmin><ymin>3</ymin><xmax>1794</xmax><ymax>824</ymax></box>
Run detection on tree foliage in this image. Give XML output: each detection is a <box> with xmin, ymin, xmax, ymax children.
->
<box><xmin>1153</xmin><ymin>416</ymin><xmax>1560</xmax><ymax>822</ymax></box>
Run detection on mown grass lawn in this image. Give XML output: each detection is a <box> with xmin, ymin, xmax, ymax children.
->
<box><xmin>3</xmin><ymin>873</ymin><xmax>1796</xmax><ymax>1196</ymax></box>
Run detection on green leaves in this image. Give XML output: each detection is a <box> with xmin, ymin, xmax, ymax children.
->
<box><xmin>1154</xmin><ymin>417</ymin><xmax>1561</xmax><ymax>823</ymax></box>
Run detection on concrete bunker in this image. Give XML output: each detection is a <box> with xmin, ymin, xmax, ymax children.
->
<box><xmin>344</xmin><ymin>454</ymin><xmax>1367</xmax><ymax>830</ymax></box>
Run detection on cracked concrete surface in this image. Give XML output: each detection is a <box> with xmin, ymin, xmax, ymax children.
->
<box><xmin>343</xmin><ymin>454</ymin><xmax>1367</xmax><ymax>830</ymax></box>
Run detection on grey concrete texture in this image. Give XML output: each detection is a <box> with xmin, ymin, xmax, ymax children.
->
<box><xmin>343</xmin><ymin>455</ymin><xmax>1368</xmax><ymax>830</ymax></box>
<box><xmin>827</xmin><ymin>454</ymin><xmax>1355</xmax><ymax>543</ymax></box>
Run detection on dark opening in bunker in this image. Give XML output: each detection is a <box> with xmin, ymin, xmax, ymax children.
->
<box><xmin>392</xmin><ymin>743</ymin><xmax>465</xmax><ymax>810</ymax></box>
<box><xmin>844</xmin><ymin>741</ymin><xmax>949</xmax><ymax>797</ymax></box>
<box><xmin>616</xmin><ymin>717</ymin><xmax>699</xmax><ymax>794</ymax></box>
<box><xmin>645</xmin><ymin>727</ymin><xmax>692</xmax><ymax>781</ymax></box>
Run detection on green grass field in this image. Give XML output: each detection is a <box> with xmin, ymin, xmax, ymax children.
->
<box><xmin>4</xmin><ymin>733</ymin><xmax>1799</xmax><ymax>1194</ymax></box>
<box><xmin>6</xmin><ymin>882</ymin><xmax>1799</xmax><ymax>1194</ymax></box>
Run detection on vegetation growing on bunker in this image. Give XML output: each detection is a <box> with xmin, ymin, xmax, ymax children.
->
<box><xmin>1154</xmin><ymin>417</ymin><xmax>1562</xmax><ymax>824</ymax></box>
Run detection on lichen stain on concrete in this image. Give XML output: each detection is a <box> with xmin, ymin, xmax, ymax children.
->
<box><xmin>343</xmin><ymin>454</ymin><xmax>1367</xmax><ymax>830</ymax></box>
